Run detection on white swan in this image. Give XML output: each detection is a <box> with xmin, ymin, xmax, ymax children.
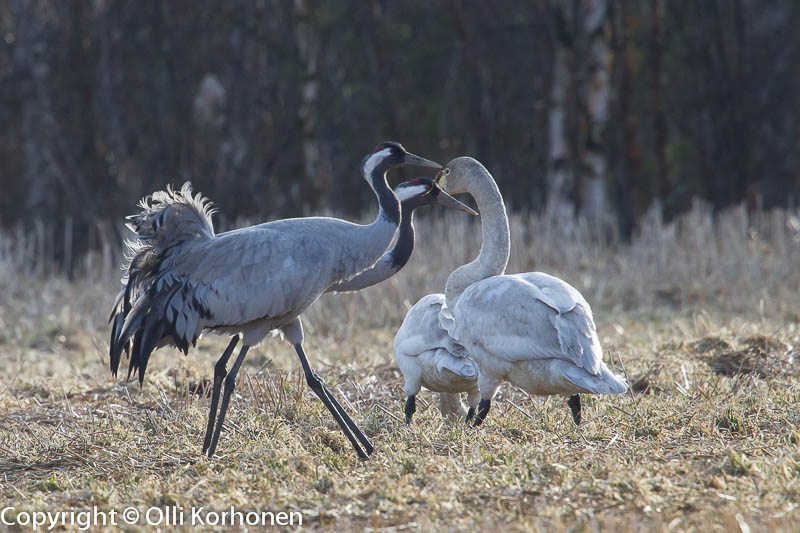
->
<box><xmin>436</xmin><ymin>157</ymin><xmax>627</xmax><ymax>426</ymax></box>
<box><xmin>394</xmin><ymin>293</ymin><xmax>480</xmax><ymax>423</ymax></box>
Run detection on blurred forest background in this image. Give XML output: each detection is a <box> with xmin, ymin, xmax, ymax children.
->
<box><xmin>1</xmin><ymin>0</ymin><xmax>799</xmax><ymax>274</ymax></box>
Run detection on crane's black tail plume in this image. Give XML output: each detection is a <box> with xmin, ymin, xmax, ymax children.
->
<box><xmin>109</xmin><ymin>183</ymin><xmax>215</xmax><ymax>383</ymax></box>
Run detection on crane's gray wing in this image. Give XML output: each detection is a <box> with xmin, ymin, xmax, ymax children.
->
<box><xmin>112</xmin><ymin>221</ymin><xmax>337</xmax><ymax>383</ymax></box>
<box><xmin>444</xmin><ymin>273</ymin><xmax>602</xmax><ymax>375</ymax></box>
<box><xmin>394</xmin><ymin>294</ymin><xmax>467</xmax><ymax>359</ymax></box>
<box><xmin>157</xmin><ymin>224</ymin><xmax>337</xmax><ymax>332</ymax></box>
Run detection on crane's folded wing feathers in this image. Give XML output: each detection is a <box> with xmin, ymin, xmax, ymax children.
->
<box><xmin>157</xmin><ymin>222</ymin><xmax>337</xmax><ymax>326</ymax></box>
<box><xmin>111</xmin><ymin>216</ymin><xmax>338</xmax><ymax>384</ymax></box>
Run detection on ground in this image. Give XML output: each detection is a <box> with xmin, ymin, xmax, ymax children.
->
<box><xmin>1</xmin><ymin>205</ymin><xmax>799</xmax><ymax>531</ymax></box>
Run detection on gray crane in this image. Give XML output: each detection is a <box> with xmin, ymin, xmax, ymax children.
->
<box><xmin>327</xmin><ymin>177</ymin><xmax>476</xmax><ymax>293</ymax></box>
<box><xmin>109</xmin><ymin>142</ymin><xmax>440</xmax><ymax>459</ymax></box>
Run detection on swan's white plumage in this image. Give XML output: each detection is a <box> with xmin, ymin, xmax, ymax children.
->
<box><xmin>441</xmin><ymin>272</ymin><xmax>626</xmax><ymax>399</ymax></box>
<box><xmin>434</xmin><ymin>348</ymin><xmax>479</xmax><ymax>379</ymax></box>
<box><xmin>394</xmin><ymin>294</ymin><xmax>479</xmax><ymax>416</ymax></box>
<box><xmin>395</xmin><ymin>156</ymin><xmax>626</xmax><ymax>426</ymax></box>
<box><xmin>434</xmin><ymin>157</ymin><xmax>627</xmax><ymax>413</ymax></box>
<box><xmin>395</xmin><ymin>294</ymin><xmax>466</xmax><ymax>359</ymax></box>
<box><xmin>441</xmin><ymin>272</ymin><xmax>601</xmax><ymax>374</ymax></box>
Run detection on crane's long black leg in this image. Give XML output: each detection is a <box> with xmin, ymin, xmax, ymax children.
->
<box><xmin>404</xmin><ymin>395</ymin><xmax>416</xmax><ymax>425</ymax></box>
<box><xmin>294</xmin><ymin>343</ymin><xmax>372</xmax><ymax>459</ymax></box>
<box><xmin>206</xmin><ymin>344</ymin><xmax>250</xmax><ymax>458</ymax></box>
<box><xmin>567</xmin><ymin>394</ymin><xmax>582</xmax><ymax>425</ymax></box>
<box><xmin>472</xmin><ymin>399</ymin><xmax>491</xmax><ymax>427</ymax></box>
<box><xmin>464</xmin><ymin>407</ymin><xmax>475</xmax><ymax>424</ymax></box>
<box><xmin>203</xmin><ymin>336</ymin><xmax>240</xmax><ymax>454</ymax></box>
<box><xmin>293</xmin><ymin>343</ymin><xmax>372</xmax><ymax>454</ymax></box>
<box><xmin>311</xmin><ymin>377</ymin><xmax>372</xmax><ymax>454</ymax></box>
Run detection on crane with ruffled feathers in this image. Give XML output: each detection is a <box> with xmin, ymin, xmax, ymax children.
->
<box><xmin>109</xmin><ymin>142</ymin><xmax>441</xmax><ymax>459</ymax></box>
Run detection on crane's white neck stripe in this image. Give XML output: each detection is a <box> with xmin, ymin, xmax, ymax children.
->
<box><xmin>363</xmin><ymin>148</ymin><xmax>393</xmax><ymax>178</ymax></box>
<box><xmin>395</xmin><ymin>184</ymin><xmax>428</xmax><ymax>202</ymax></box>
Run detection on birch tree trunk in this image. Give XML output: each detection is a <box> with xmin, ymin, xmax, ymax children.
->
<box><xmin>579</xmin><ymin>0</ymin><xmax>610</xmax><ymax>233</ymax></box>
<box><xmin>650</xmin><ymin>0</ymin><xmax>669</xmax><ymax>213</ymax></box>
<box><xmin>610</xmin><ymin>0</ymin><xmax>640</xmax><ymax>240</ymax></box>
<box><xmin>547</xmin><ymin>1</ymin><xmax>574</xmax><ymax>214</ymax></box>
<box><xmin>548</xmin><ymin>0</ymin><xmax>611</xmax><ymax>233</ymax></box>
<box><xmin>293</xmin><ymin>0</ymin><xmax>327</xmax><ymax>210</ymax></box>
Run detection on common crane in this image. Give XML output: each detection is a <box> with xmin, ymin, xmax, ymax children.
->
<box><xmin>109</xmin><ymin>142</ymin><xmax>440</xmax><ymax>459</ymax></box>
<box><xmin>437</xmin><ymin>157</ymin><xmax>627</xmax><ymax>427</ymax></box>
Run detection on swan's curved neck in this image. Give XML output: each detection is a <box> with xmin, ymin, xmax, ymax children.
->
<box><xmin>444</xmin><ymin>176</ymin><xmax>509</xmax><ymax>308</ymax></box>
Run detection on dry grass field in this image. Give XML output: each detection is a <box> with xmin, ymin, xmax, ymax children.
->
<box><xmin>1</xmin><ymin>202</ymin><xmax>800</xmax><ymax>531</ymax></box>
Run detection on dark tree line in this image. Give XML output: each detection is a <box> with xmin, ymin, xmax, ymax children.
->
<box><xmin>1</xmin><ymin>0</ymin><xmax>798</xmax><ymax>270</ymax></box>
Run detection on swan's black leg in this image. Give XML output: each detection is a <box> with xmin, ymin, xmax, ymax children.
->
<box><xmin>472</xmin><ymin>399</ymin><xmax>491</xmax><ymax>427</ymax></box>
<box><xmin>567</xmin><ymin>394</ymin><xmax>582</xmax><ymax>425</ymax></box>
<box><xmin>404</xmin><ymin>395</ymin><xmax>416</xmax><ymax>425</ymax></box>
<box><xmin>464</xmin><ymin>406</ymin><xmax>475</xmax><ymax>424</ymax></box>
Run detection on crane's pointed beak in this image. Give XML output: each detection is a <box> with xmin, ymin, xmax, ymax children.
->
<box><xmin>402</xmin><ymin>152</ymin><xmax>442</xmax><ymax>169</ymax></box>
<box><xmin>435</xmin><ymin>186</ymin><xmax>478</xmax><ymax>215</ymax></box>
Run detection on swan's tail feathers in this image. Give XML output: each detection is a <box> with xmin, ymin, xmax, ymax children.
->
<box><xmin>439</xmin><ymin>393</ymin><xmax>468</xmax><ymax>418</ymax></box>
<box><xmin>598</xmin><ymin>365</ymin><xmax>628</xmax><ymax>394</ymax></box>
<box><xmin>565</xmin><ymin>362</ymin><xmax>628</xmax><ymax>395</ymax></box>
<box><xmin>551</xmin><ymin>309</ymin><xmax>602</xmax><ymax>376</ymax></box>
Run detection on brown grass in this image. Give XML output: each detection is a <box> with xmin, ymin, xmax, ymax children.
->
<box><xmin>1</xmin><ymin>202</ymin><xmax>800</xmax><ymax>531</ymax></box>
